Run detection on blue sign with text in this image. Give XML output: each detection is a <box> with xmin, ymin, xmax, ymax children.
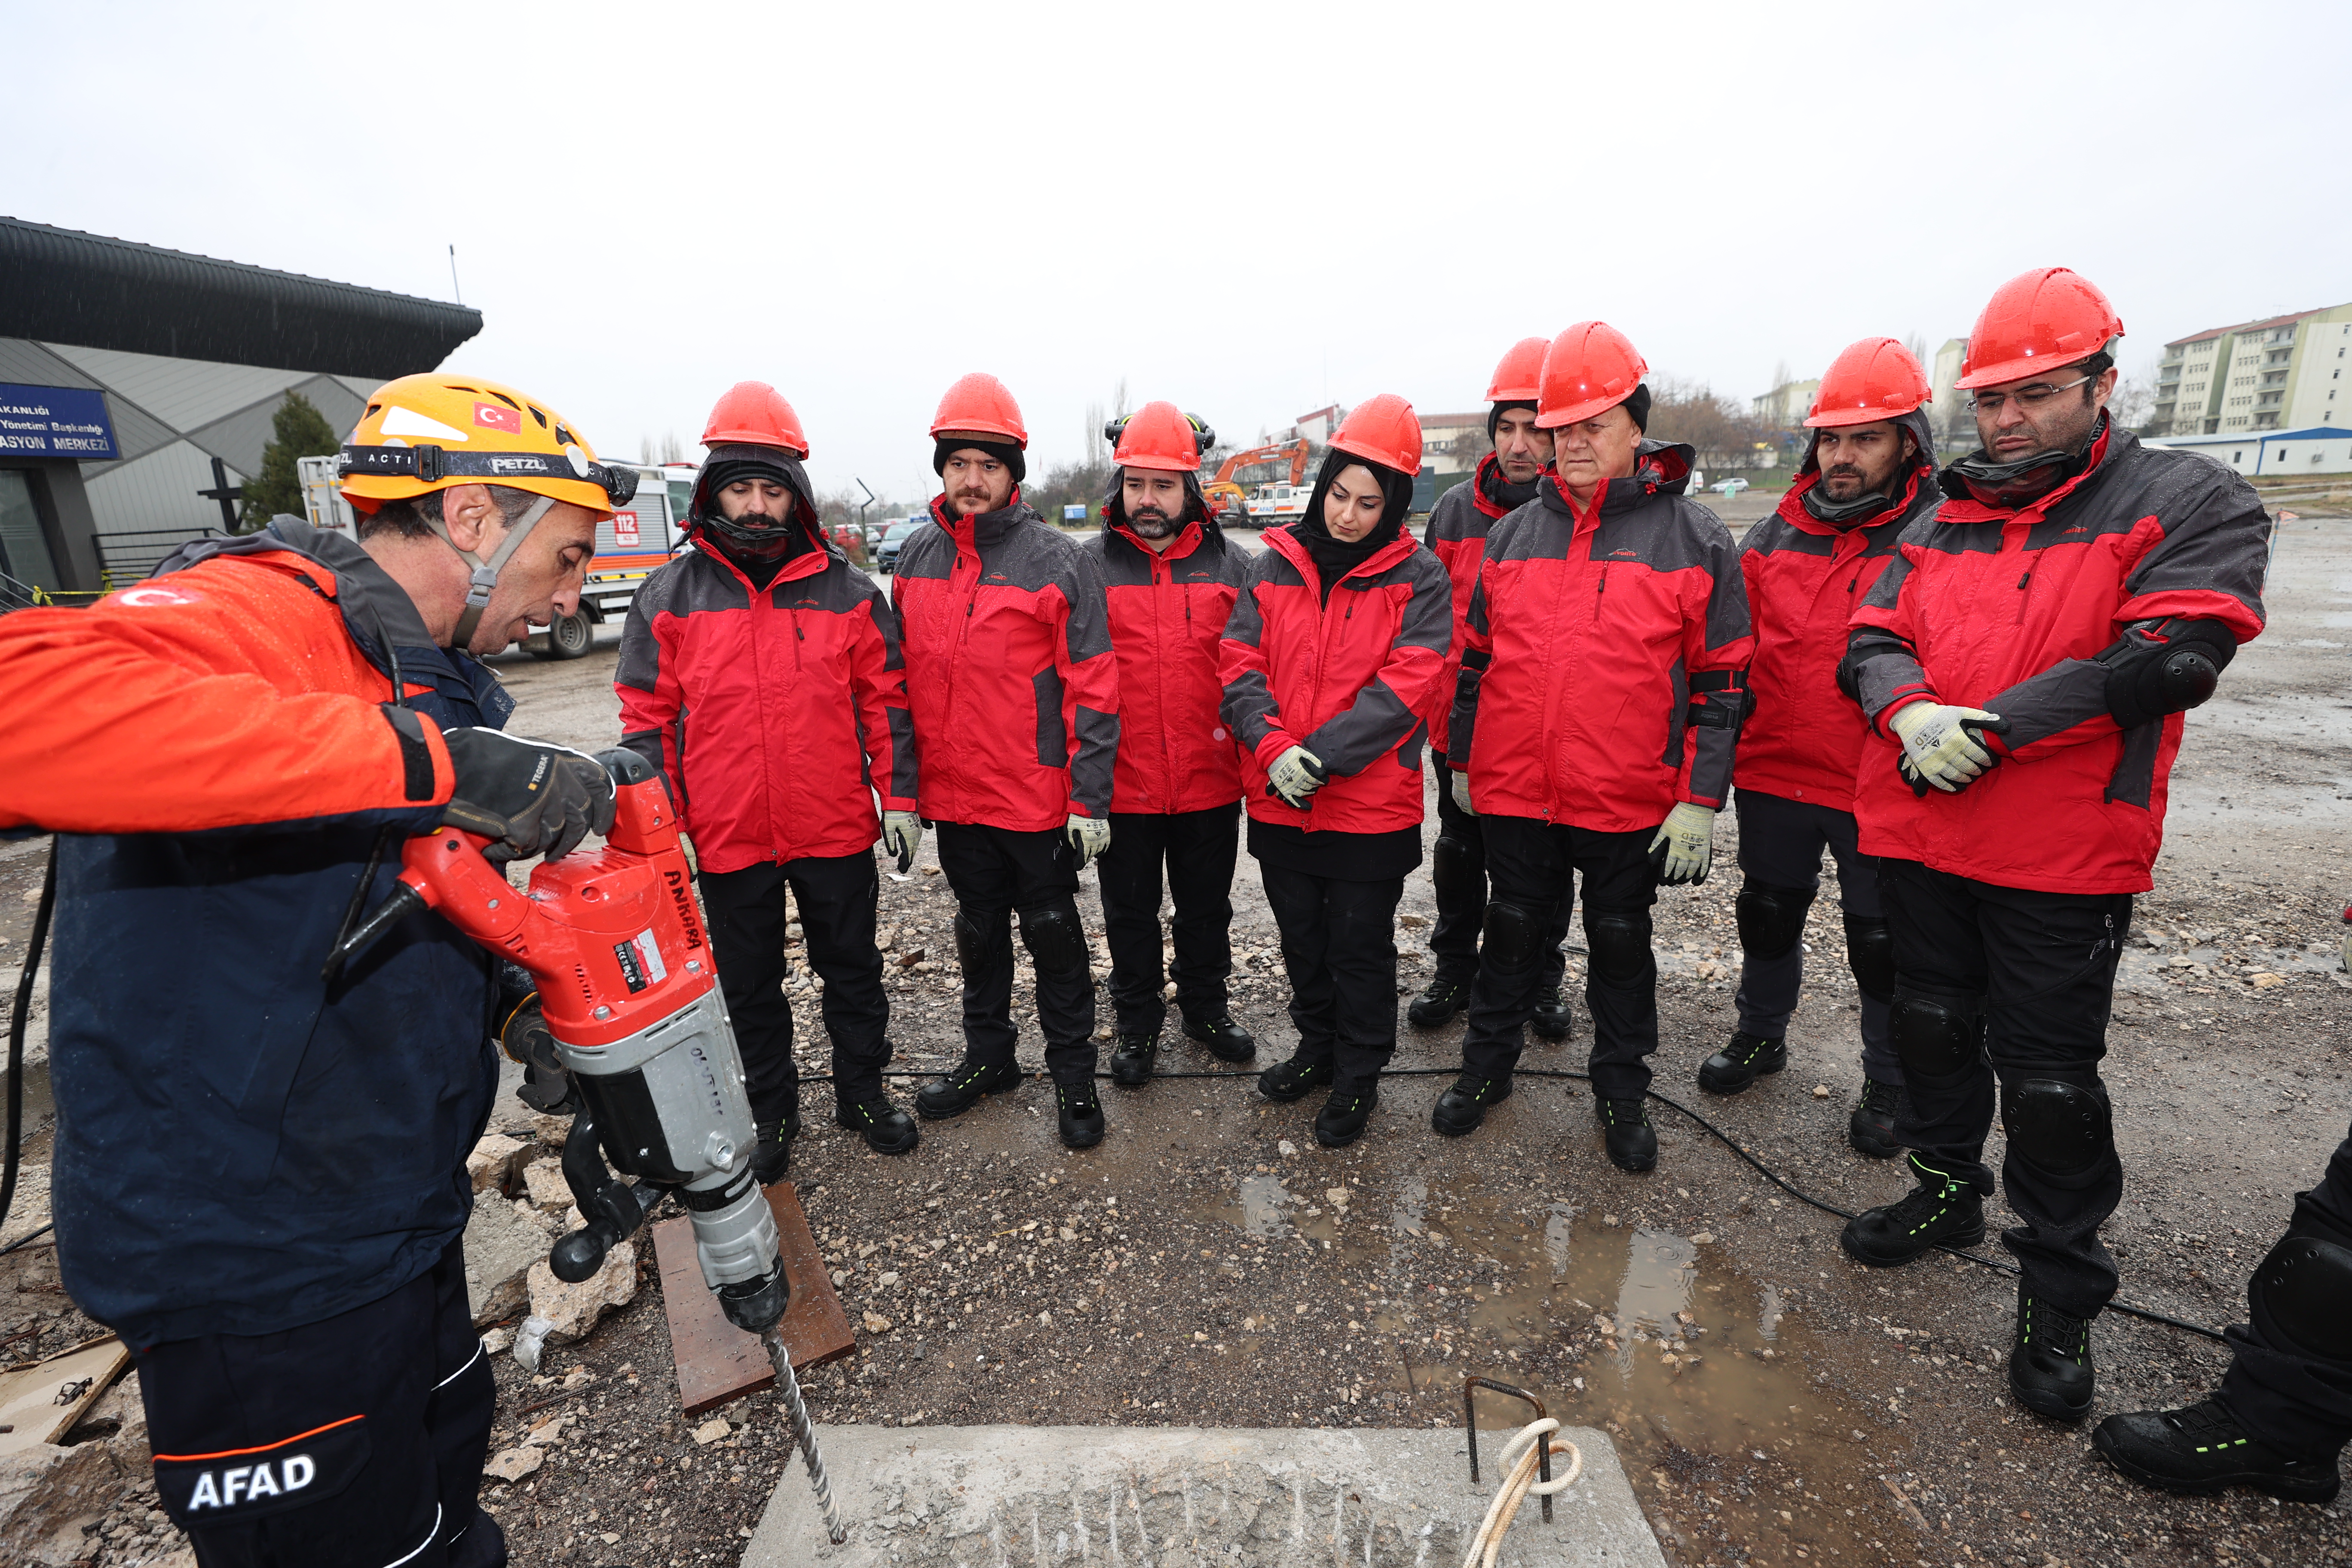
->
<box><xmin>0</xmin><ymin>383</ymin><xmax>118</xmax><ymax>460</ymax></box>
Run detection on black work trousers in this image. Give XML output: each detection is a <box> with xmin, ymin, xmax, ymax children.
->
<box><xmin>936</xmin><ymin>821</ymin><xmax>1097</xmax><ymax>1083</ymax></box>
<box><xmin>1458</xmin><ymin>815</ymin><xmax>1658</xmax><ymax>1098</ymax></box>
<box><xmin>2218</xmin><ymin>1122</ymin><xmax>2352</xmax><ymax>1460</ymax></box>
<box><xmin>698</xmin><ymin>850</ymin><xmax>891</xmax><ymax>1119</ymax></box>
<box><xmin>1732</xmin><ymin>788</ymin><xmax>1896</xmax><ymax>1083</ymax></box>
<box><xmin>138</xmin><ymin>1241</ymin><xmax>502</xmax><ymax>1568</ymax></box>
<box><xmin>1428</xmin><ymin>784</ymin><xmax>1571</xmax><ymax>992</ymax></box>
<box><xmin>1880</xmin><ymin>856</ymin><xmax>2132</xmax><ymax>1317</ymax></box>
<box><xmin>1258</xmin><ymin>862</ymin><xmax>1403</xmax><ymax>1090</ymax></box>
<box><xmin>1096</xmin><ymin>802</ymin><xmax>1240</xmax><ymax>1035</ymax></box>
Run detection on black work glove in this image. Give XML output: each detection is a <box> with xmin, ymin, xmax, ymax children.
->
<box><xmin>439</xmin><ymin>727</ymin><xmax>616</xmax><ymax>862</ymax></box>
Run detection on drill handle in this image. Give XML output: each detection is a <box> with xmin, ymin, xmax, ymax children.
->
<box><xmin>548</xmin><ymin>1108</ymin><xmax>662</xmax><ymax>1283</ymax></box>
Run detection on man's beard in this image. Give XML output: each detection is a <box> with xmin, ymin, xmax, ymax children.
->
<box><xmin>1819</xmin><ymin>466</ymin><xmax>1871</xmax><ymax>501</ymax></box>
<box><xmin>1128</xmin><ymin>504</ymin><xmax>1177</xmax><ymax>539</ymax></box>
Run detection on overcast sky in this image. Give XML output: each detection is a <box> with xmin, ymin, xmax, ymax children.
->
<box><xmin>15</xmin><ymin>1</ymin><xmax>2351</xmax><ymax>502</ymax></box>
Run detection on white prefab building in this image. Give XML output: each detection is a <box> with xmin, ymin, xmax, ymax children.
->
<box><xmin>2141</xmin><ymin>426</ymin><xmax>2352</xmax><ymax>477</ymax></box>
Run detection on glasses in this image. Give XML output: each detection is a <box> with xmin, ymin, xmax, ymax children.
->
<box><xmin>1967</xmin><ymin>375</ymin><xmax>2092</xmax><ymax>417</ymax></box>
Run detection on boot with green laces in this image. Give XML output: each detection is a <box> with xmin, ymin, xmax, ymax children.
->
<box><xmin>1840</xmin><ymin>1152</ymin><xmax>1986</xmax><ymax>1266</ymax></box>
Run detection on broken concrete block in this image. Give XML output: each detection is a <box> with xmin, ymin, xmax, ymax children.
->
<box><xmin>0</xmin><ymin>1439</ymin><xmax>125</xmax><ymax>1568</ymax></box>
<box><xmin>521</xmin><ymin>1161</ymin><xmax>572</xmax><ymax>1211</ymax></box>
<box><xmin>466</xmin><ymin>1133</ymin><xmax>526</xmax><ymax>1195</ymax></box>
<box><xmin>483</xmin><ymin>1446</ymin><xmax>544</xmax><ymax>1482</ymax></box>
<box><xmin>526</xmin><ymin>1241</ymin><xmax>637</xmax><ymax>1344</ymax></box>
<box><xmin>463</xmin><ymin>1194</ymin><xmax>555</xmax><ymax>1326</ymax></box>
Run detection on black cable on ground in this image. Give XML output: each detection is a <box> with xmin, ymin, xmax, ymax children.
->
<box><xmin>802</xmin><ymin>1054</ymin><xmax>2231</xmax><ymax>1345</ymax></box>
<box><xmin>2</xmin><ymin>842</ymin><xmax>57</xmax><ymax>1236</ymax></box>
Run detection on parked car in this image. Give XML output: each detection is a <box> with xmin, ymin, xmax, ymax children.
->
<box><xmin>876</xmin><ymin>517</ymin><xmax>930</xmax><ymax>574</ymax></box>
<box><xmin>1710</xmin><ymin>477</ymin><xmax>1750</xmax><ymax>498</ymax></box>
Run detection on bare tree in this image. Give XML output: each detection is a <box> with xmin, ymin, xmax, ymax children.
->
<box><xmin>660</xmin><ymin>430</ymin><xmax>684</xmax><ymax>465</ymax></box>
<box><xmin>1904</xmin><ymin>333</ymin><xmax>1928</xmax><ymax>369</ymax></box>
<box><xmin>2110</xmin><ymin>371</ymin><xmax>2158</xmax><ymax>434</ymax></box>
<box><xmin>1647</xmin><ymin>376</ymin><xmax>1774</xmax><ymax>470</ymax></box>
<box><xmin>1084</xmin><ymin>401</ymin><xmax>1107</xmax><ymax>468</ymax></box>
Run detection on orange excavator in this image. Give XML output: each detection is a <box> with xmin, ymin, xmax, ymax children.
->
<box><xmin>1204</xmin><ymin>439</ymin><xmax>1313</xmax><ymax>520</ymax></box>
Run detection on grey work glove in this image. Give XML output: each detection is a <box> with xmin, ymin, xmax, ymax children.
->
<box><xmin>1648</xmin><ymin>802</ymin><xmax>1716</xmax><ymax>886</ymax></box>
<box><xmin>880</xmin><ymin>809</ymin><xmax>922</xmax><ymax>872</ymax></box>
<box><xmin>1888</xmin><ymin>701</ymin><xmax>2006</xmax><ymax>794</ymax></box>
<box><xmin>1065</xmin><ymin>813</ymin><xmax>1111</xmax><ymax>871</ymax></box>
<box><xmin>1266</xmin><ymin>745</ymin><xmax>1328</xmax><ymax>808</ymax></box>
<box><xmin>439</xmin><ymin>727</ymin><xmax>615</xmax><ymax>862</ymax></box>
<box><xmin>1450</xmin><ymin>769</ymin><xmax>1474</xmax><ymax>816</ymax></box>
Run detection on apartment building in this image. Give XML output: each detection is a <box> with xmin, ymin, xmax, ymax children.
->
<box><xmin>2151</xmin><ymin>302</ymin><xmax>2352</xmax><ymax>437</ymax></box>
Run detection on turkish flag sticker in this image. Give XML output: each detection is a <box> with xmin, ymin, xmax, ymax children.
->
<box><xmin>474</xmin><ymin>401</ymin><xmax>523</xmax><ymax>434</ymax></box>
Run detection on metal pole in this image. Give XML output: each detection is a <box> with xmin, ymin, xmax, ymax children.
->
<box><xmin>760</xmin><ymin>1325</ymin><xmax>847</xmax><ymax>1545</ymax></box>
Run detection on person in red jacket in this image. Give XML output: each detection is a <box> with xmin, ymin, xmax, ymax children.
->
<box><xmin>1220</xmin><ymin>396</ymin><xmax>1453</xmax><ymax>1149</ymax></box>
<box><xmin>1837</xmin><ymin>268</ymin><xmax>2269</xmax><ymax>1422</ymax></box>
<box><xmin>896</xmin><ymin>374</ymin><xmax>1121</xmax><ymax>1149</ymax></box>
<box><xmin>1414</xmin><ymin>337</ymin><xmax>1574</xmax><ymax>1044</ymax></box>
<box><xmin>1697</xmin><ymin>339</ymin><xmax>1941</xmax><ymax>1160</ymax></box>
<box><xmin>1445</xmin><ymin>322</ymin><xmax>1754</xmax><ymax>1171</ymax></box>
<box><xmin>618</xmin><ymin>383</ymin><xmax>921</xmax><ymax>1176</ymax></box>
<box><xmin>1082</xmin><ymin>402</ymin><xmax>1257</xmax><ymax>1086</ymax></box>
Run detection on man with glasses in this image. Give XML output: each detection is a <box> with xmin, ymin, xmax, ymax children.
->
<box><xmin>1836</xmin><ymin>269</ymin><xmax>2270</xmax><ymax>1423</ymax></box>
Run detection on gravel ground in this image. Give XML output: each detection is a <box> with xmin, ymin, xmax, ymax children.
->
<box><xmin>4</xmin><ymin>511</ymin><xmax>2349</xmax><ymax>1568</ymax></box>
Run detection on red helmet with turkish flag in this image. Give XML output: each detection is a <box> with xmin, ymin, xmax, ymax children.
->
<box><xmin>1536</xmin><ymin>322</ymin><xmax>1648</xmax><ymax>428</ymax></box>
<box><xmin>1954</xmin><ymin>268</ymin><xmax>2124</xmax><ymax>390</ymax></box>
<box><xmin>1805</xmin><ymin>339</ymin><xmax>1933</xmax><ymax>428</ymax></box>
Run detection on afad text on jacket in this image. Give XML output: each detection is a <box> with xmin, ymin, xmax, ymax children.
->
<box><xmin>1081</xmin><ymin>511</ymin><xmax>1249</xmax><ymax>815</ymax></box>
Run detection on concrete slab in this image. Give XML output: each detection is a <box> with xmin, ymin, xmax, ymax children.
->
<box><xmin>746</xmin><ymin>1424</ymin><xmax>1665</xmax><ymax>1567</ymax></box>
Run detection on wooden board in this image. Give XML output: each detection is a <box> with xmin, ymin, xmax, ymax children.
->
<box><xmin>0</xmin><ymin>1337</ymin><xmax>128</xmax><ymax>1455</ymax></box>
<box><xmin>650</xmin><ymin>1182</ymin><xmax>855</xmax><ymax>1417</ymax></box>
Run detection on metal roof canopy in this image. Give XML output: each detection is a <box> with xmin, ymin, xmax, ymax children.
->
<box><xmin>0</xmin><ymin>216</ymin><xmax>481</xmax><ymax>380</ymax></box>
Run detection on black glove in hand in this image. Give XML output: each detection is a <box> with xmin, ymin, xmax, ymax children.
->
<box><xmin>439</xmin><ymin>727</ymin><xmax>616</xmax><ymax>861</ymax></box>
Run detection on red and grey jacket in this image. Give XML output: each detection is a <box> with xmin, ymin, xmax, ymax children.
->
<box><xmin>895</xmin><ymin>492</ymin><xmax>1119</xmax><ymax>830</ymax></box>
<box><xmin>1449</xmin><ymin>440</ymin><xmax>1754</xmax><ymax>831</ymax></box>
<box><xmin>1422</xmin><ymin>452</ymin><xmax>1544</xmax><ymax>757</ymax></box>
<box><xmin>1218</xmin><ymin>524</ymin><xmax>1453</xmax><ymax>835</ymax></box>
<box><xmin>1844</xmin><ymin>423</ymin><xmax>2269</xmax><ymax>894</ymax></box>
<box><xmin>617</xmin><ymin>521</ymin><xmax>914</xmax><ymax>876</ymax></box>
<box><xmin>1735</xmin><ymin>408</ymin><xmax>1939</xmax><ymax>812</ymax></box>
<box><xmin>1081</xmin><ymin>512</ymin><xmax>1249</xmax><ymax>815</ymax></box>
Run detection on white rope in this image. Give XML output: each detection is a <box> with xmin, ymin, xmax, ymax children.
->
<box><xmin>1462</xmin><ymin>1417</ymin><xmax>1583</xmax><ymax>1568</ymax></box>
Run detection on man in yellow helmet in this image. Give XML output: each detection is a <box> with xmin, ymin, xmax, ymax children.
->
<box><xmin>0</xmin><ymin>374</ymin><xmax>633</xmax><ymax>1568</ymax></box>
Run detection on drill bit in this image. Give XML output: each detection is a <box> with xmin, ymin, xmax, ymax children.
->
<box><xmin>761</xmin><ymin>1325</ymin><xmax>847</xmax><ymax>1545</ymax></box>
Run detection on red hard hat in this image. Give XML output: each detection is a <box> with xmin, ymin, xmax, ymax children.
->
<box><xmin>1111</xmin><ymin>401</ymin><xmax>1201</xmax><ymax>472</ymax></box>
<box><xmin>1485</xmin><ymin>337</ymin><xmax>1550</xmax><ymax>403</ymax></box>
<box><xmin>1955</xmin><ymin>268</ymin><xmax>2124</xmax><ymax>390</ymax></box>
<box><xmin>1805</xmin><ymin>338</ymin><xmax>1932</xmax><ymax>428</ymax></box>
<box><xmin>701</xmin><ymin>381</ymin><xmax>809</xmax><ymax>458</ymax></box>
<box><xmin>929</xmin><ymin>372</ymin><xmax>1028</xmax><ymax>447</ymax></box>
<box><xmin>1537</xmin><ymin>322</ymin><xmax>1648</xmax><ymax>429</ymax></box>
<box><xmin>1330</xmin><ymin>394</ymin><xmax>1423</xmax><ymax>476</ymax></box>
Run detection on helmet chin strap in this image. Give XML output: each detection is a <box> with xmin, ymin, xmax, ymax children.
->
<box><xmin>436</xmin><ymin>494</ymin><xmax>558</xmax><ymax>650</ymax></box>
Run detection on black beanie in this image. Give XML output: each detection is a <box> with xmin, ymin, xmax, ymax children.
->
<box><xmin>933</xmin><ymin>436</ymin><xmax>1026</xmax><ymax>487</ymax></box>
<box><xmin>1623</xmin><ymin>383</ymin><xmax>1653</xmax><ymax>433</ymax></box>
<box><xmin>1486</xmin><ymin>399</ymin><xmax>1538</xmax><ymax>442</ymax></box>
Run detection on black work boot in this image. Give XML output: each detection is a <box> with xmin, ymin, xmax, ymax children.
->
<box><xmin>2094</xmin><ymin>1396</ymin><xmax>2341</xmax><ymax>1504</ymax></box>
<box><xmin>2009</xmin><ymin>1284</ymin><xmax>2097</xmax><ymax>1421</ymax></box>
<box><xmin>1182</xmin><ymin>1013</ymin><xmax>1256</xmax><ymax>1062</ymax></box>
<box><xmin>1107</xmin><ymin>1030</ymin><xmax>1159</xmax><ymax>1087</ymax></box>
<box><xmin>1847</xmin><ymin>1079</ymin><xmax>1905</xmax><ymax>1159</ymax></box>
<box><xmin>1595</xmin><ymin>1097</ymin><xmax>1657</xmax><ymax>1172</ymax></box>
<box><xmin>835</xmin><ymin>1094</ymin><xmax>920</xmax><ymax>1156</ymax></box>
<box><xmin>1257</xmin><ymin>1054</ymin><xmax>1335</xmax><ymax>1103</ymax></box>
<box><xmin>1055</xmin><ymin>1078</ymin><xmax>1106</xmax><ymax>1149</ymax></box>
<box><xmin>1528</xmin><ymin>982</ymin><xmax>1574</xmax><ymax>1041</ymax></box>
<box><xmin>1841</xmin><ymin>1153</ymin><xmax>1985</xmax><ymax>1266</ymax></box>
<box><xmin>1430</xmin><ymin>1072</ymin><xmax>1512</xmax><ymax>1137</ymax></box>
<box><xmin>1314</xmin><ymin>1084</ymin><xmax>1378</xmax><ymax>1148</ymax></box>
<box><xmin>1407</xmin><ymin>974</ymin><xmax>1472</xmax><ymax>1028</ymax></box>
<box><xmin>750</xmin><ymin>1109</ymin><xmax>801</xmax><ymax>1185</ymax></box>
<box><xmin>1696</xmin><ymin>1031</ymin><xmax>1786</xmax><ymax>1094</ymax></box>
<box><xmin>914</xmin><ymin>1056</ymin><xmax>1023</xmax><ymax>1120</ymax></box>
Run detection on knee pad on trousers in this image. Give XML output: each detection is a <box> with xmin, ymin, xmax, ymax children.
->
<box><xmin>1999</xmin><ymin>1078</ymin><xmax>2112</xmax><ymax>1178</ymax></box>
<box><xmin>1017</xmin><ymin>901</ymin><xmax>1090</xmax><ymax>978</ymax></box>
<box><xmin>953</xmin><ymin>908</ymin><xmax>1006</xmax><ymax>973</ymax></box>
<box><xmin>1432</xmin><ymin>832</ymin><xmax>1480</xmax><ymax>908</ymax></box>
<box><xmin>1480</xmin><ymin>900</ymin><xmax>1544</xmax><ymax>968</ymax></box>
<box><xmin>1583</xmin><ymin>912</ymin><xmax>1652</xmax><ymax>986</ymax></box>
<box><xmin>1890</xmin><ymin>983</ymin><xmax>1983</xmax><ymax>1081</ymax></box>
<box><xmin>1734</xmin><ymin>881</ymin><xmax>1813</xmax><ymax>962</ymax></box>
<box><xmin>2248</xmin><ymin>1234</ymin><xmax>2352</xmax><ymax>1370</ymax></box>
<box><xmin>1843</xmin><ymin>914</ymin><xmax>1895</xmax><ymax>1003</ymax></box>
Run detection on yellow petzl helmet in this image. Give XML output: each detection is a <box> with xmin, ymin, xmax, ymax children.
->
<box><xmin>339</xmin><ymin>374</ymin><xmax>638</xmax><ymax>645</ymax></box>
